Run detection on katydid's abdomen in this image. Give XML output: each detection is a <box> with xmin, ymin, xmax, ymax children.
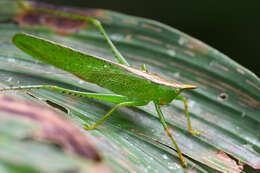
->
<box><xmin>13</xmin><ymin>33</ymin><xmax>182</xmax><ymax>104</ymax></box>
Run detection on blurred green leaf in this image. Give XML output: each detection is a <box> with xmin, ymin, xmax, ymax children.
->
<box><xmin>0</xmin><ymin>0</ymin><xmax>259</xmax><ymax>173</ymax></box>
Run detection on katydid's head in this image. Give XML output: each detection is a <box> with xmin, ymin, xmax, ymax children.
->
<box><xmin>157</xmin><ymin>84</ymin><xmax>196</xmax><ymax>106</ymax></box>
<box><xmin>157</xmin><ymin>86</ymin><xmax>180</xmax><ymax>106</ymax></box>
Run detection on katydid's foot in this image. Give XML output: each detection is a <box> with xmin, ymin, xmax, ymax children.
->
<box><xmin>177</xmin><ymin>151</ymin><xmax>187</xmax><ymax>168</ymax></box>
<box><xmin>84</xmin><ymin>124</ymin><xmax>95</xmax><ymax>130</ymax></box>
<box><xmin>189</xmin><ymin>129</ymin><xmax>200</xmax><ymax>136</ymax></box>
<box><xmin>180</xmin><ymin>158</ymin><xmax>187</xmax><ymax>168</ymax></box>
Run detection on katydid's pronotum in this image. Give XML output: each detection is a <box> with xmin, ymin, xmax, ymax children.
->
<box><xmin>0</xmin><ymin>1</ymin><xmax>200</xmax><ymax>167</ymax></box>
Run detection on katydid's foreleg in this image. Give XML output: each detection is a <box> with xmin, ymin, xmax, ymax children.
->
<box><xmin>0</xmin><ymin>85</ymin><xmax>131</xmax><ymax>104</ymax></box>
<box><xmin>84</xmin><ymin>101</ymin><xmax>147</xmax><ymax>130</ymax></box>
<box><xmin>19</xmin><ymin>0</ymin><xmax>129</xmax><ymax>66</ymax></box>
<box><xmin>175</xmin><ymin>96</ymin><xmax>200</xmax><ymax>136</ymax></box>
<box><xmin>154</xmin><ymin>101</ymin><xmax>187</xmax><ymax>167</ymax></box>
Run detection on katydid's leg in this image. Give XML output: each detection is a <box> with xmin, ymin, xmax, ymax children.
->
<box><xmin>141</xmin><ymin>64</ymin><xmax>147</xmax><ymax>71</ymax></box>
<box><xmin>154</xmin><ymin>101</ymin><xmax>187</xmax><ymax>167</ymax></box>
<box><xmin>0</xmin><ymin>85</ymin><xmax>131</xmax><ymax>104</ymax></box>
<box><xmin>19</xmin><ymin>0</ymin><xmax>129</xmax><ymax>66</ymax></box>
<box><xmin>90</xmin><ymin>19</ymin><xmax>129</xmax><ymax>66</ymax></box>
<box><xmin>175</xmin><ymin>96</ymin><xmax>200</xmax><ymax>136</ymax></box>
<box><xmin>84</xmin><ymin>101</ymin><xmax>147</xmax><ymax>130</ymax></box>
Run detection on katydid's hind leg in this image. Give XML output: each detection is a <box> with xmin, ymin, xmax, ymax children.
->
<box><xmin>0</xmin><ymin>85</ymin><xmax>131</xmax><ymax>103</ymax></box>
<box><xmin>0</xmin><ymin>85</ymin><xmax>55</xmax><ymax>93</ymax></box>
<box><xmin>154</xmin><ymin>102</ymin><xmax>187</xmax><ymax>167</ymax></box>
<box><xmin>84</xmin><ymin>101</ymin><xmax>147</xmax><ymax>130</ymax></box>
<box><xmin>175</xmin><ymin>96</ymin><xmax>200</xmax><ymax>136</ymax></box>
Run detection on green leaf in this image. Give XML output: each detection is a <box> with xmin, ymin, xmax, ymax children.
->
<box><xmin>0</xmin><ymin>0</ymin><xmax>259</xmax><ymax>172</ymax></box>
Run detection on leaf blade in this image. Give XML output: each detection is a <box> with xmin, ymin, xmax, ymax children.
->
<box><xmin>0</xmin><ymin>0</ymin><xmax>259</xmax><ymax>172</ymax></box>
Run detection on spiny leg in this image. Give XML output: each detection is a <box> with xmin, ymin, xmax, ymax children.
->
<box><xmin>154</xmin><ymin>101</ymin><xmax>187</xmax><ymax>167</ymax></box>
<box><xmin>0</xmin><ymin>85</ymin><xmax>131</xmax><ymax>104</ymax></box>
<box><xmin>18</xmin><ymin>0</ymin><xmax>129</xmax><ymax>66</ymax></box>
<box><xmin>175</xmin><ymin>96</ymin><xmax>200</xmax><ymax>136</ymax></box>
<box><xmin>84</xmin><ymin>101</ymin><xmax>147</xmax><ymax>130</ymax></box>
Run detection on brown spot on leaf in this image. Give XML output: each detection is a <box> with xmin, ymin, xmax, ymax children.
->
<box><xmin>236</xmin><ymin>68</ymin><xmax>245</xmax><ymax>75</ymax></box>
<box><xmin>141</xmin><ymin>23</ymin><xmax>162</xmax><ymax>33</ymax></box>
<box><xmin>0</xmin><ymin>95</ymin><xmax>101</xmax><ymax>162</ymax></box>
<box><xmin>14</xmin><ymin>1</ymin><xmax>104</xmax><ymax>35</ymax></box>
<box><xmin>213</xmin><ymin>62</ymin><xmax>229</xmax><ymax>72</ymax></box>
<box><xmin>196</xmin><ymin>77</ymin><xmax>225</xmax><ymax>91</ymax></box>
<box><xmin>135</xmin><ymin>34</ymin><xmax>163</xmax><ymax>45</ymax></box>
<box><xmin>246</xmin><ymin>79</ymin><xmax>260</xmax><ymax>91</ymax></box>
<box><xmin>186</xmin><ymin>37</ymin><xmax>209</xmax><ymax>54</ymax></box>
<box><xmin>216</xmin><ymin>151</ymin><xmax>243</xmax><ymax>173</ymax></box>
<box><xmin>122</xmin><ymin>19</ymin><xmax>138</xmax><ymax>25</ymax></box>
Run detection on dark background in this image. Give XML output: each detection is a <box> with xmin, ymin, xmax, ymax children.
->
<box><xmin>41</xmin><ymin>0</ymin><xmax>260</xmax><ymax>77</ymax></box>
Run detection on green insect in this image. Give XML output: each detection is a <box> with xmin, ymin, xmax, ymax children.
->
<box><xmin>1</xmin><ymin>1</ymin><xmax>200</xmax><ymax>167</ymax></box>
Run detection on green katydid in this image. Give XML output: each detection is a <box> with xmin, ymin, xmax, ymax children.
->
<box><xmin>0</xmin><ymin>1</ymin><xmax>200</xmax><ymax>167</ymax></box>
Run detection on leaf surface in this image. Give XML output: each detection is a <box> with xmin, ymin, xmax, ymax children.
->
<box><xmin>0</xmin><ymin>0</ymin><xmax>259</xmax><ymax>173</ymax></box>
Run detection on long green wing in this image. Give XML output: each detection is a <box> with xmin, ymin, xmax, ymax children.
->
<box><xmin>12</xmin><ymin>33</ymin><xmax>157</xmax><ymax>101</ymax></box>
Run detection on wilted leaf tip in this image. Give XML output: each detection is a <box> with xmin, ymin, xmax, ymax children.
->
<box><xmin>14</xmin><ymin>1</ymin><xmax>104</xmax><ymax>35</ymax></box>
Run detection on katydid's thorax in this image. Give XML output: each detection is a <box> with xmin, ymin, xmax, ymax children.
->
<box><xmin>104</xmin><ymin>80</ymin><xmax>181</xmax><ymax>105</ymax></box>
<box><xmin>113</xmin><ymin>81</ymin><xmax>182</xmax><ymax>105</ymax></box>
